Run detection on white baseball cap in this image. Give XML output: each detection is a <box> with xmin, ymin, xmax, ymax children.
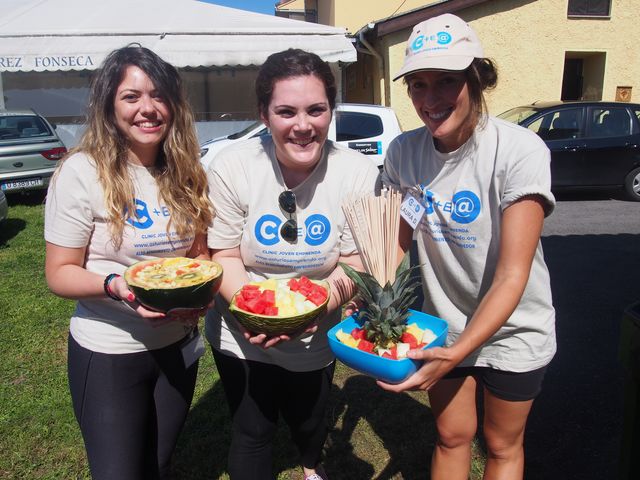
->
<box><xmin>393</xmin><ymin>13</ymin><xmax>484</xmax><ymax>81</ymax></box>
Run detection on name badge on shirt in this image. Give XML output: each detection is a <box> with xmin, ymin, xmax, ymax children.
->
<box><xmin>181</xmin><ymin>331</ymin><xmax>205</xmax><ymax>368</ymax></box>
<box><xmin>400</xmin><ymin>192</ymin><xmax>426</xmax><ymax>230</ymax></box>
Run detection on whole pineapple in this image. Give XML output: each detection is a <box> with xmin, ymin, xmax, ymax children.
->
<box><xmin>340</xmin><ymin>254</ymin><xmax>421</xmax><ymax>349</ymax></box>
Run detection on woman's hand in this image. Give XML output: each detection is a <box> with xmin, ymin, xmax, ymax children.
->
<box><xmin>343</xmin><ymin>299</ymin><xmax>362</xmax><ymax>318</ymax></box>
<box><xmin>238</xmin><ymin>323</ymin><xmax>292</xmax><ymax>349</ymax></box>
<box><xmin>166</xmin><ymin>302</ymin><xmax>214</xmax><ymax>327</ymax></box>
<box><xmin>107</xmin><ymin>275</ymin><xmax>171</xmax><ymax>325</ymax></box>
<box><xmin>376</xmin><ymin>346</ymin><xmax>459</xmax><ymax>392</ymax></box>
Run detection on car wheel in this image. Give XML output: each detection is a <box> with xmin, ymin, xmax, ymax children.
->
<box><xmin>624</xmin><ymin>167</ymin><xmax>640</xmax><ymax>201</ymax></box>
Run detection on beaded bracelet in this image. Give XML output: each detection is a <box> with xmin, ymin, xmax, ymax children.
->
<box><xmin>103</xmin><ymin>273</ymin><xmax>122</xmax><ymax>301</ymax></box>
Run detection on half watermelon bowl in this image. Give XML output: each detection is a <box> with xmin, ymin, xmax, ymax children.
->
<box><xmin>229</xmin><ymin>277</ymin><xmax>331</xmax><ymax>336</ymax></box>
<box><xmin>327</xmin><ymin>309</ymin><xmax>448</xmax><ymax>384</ymax></box>
<box><xmin>124</xmin><ymin>257</ymin><xmax>223</xmax><ymax>313</ymax></box>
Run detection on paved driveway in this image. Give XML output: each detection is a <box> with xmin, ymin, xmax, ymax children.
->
<box><xmin>526</xmin><ymin>190</ymin><xmax>640</xmax><ymax>479</ymax></box>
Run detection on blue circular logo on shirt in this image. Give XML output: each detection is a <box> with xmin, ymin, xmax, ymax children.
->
<box><xmin>304</xmin><ymin>214</ymin><xmax>331</xmax><ymax>246</ymax></box>
<box><xmin>126</xmin><ymin>199</ymin><xmax>154</xmax><ymax>229</ymax></box>
<box><xmin>255</xmin><ymin>214</ymin><xmax>282</xmax><ymax>246</ymax></box>
<box><xmin>451</xmin><ymin>190</ymin><xmax>481</xmax><ymax>224</ymax></box>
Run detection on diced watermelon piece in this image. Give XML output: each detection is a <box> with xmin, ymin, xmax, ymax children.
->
<box><xmin>242</xmin><ymin>284</ymin><xmax>260</xmax><ymax>290</ymax></box>
<box><xmin>298</xmin><ymin>285</ymin><xmax>312</xmax><ymax>297</ymax></box>
<box><xmin>244</xmin><ymin>296</ymin><xmax>269</xmax><ymax>314</ymax></box>
<box><xmin>357</xmin><ymin>339</ymin><xmax>374</xmax><ymax>353</ymax></box>
<box><xmin>260</xmin><ymin>289</ymin><xmax>276</xmax><ymax>305</ymax></box>
<box><xmin>310</xmin><ymin>283</ymin><xmax>328</xmax><ymax>296</ymax></box>
<box><xmin>307</xmin><ymin>291</ymin><xmax>326</xmax><ymax>306</ymax></box>
<box><xmin>235</xmin><ymin>296</ymin><xmax>248</xmax><ymax>311</ymax></box>
<box><xmin>382</xmin><ymin>347</ymin><xmax>398</xmax><ymax>360</ymax></box>
<box><xmin>287</xmin><ymin>279</ymin><xmax>300</xmax><ymax>291</ymax></box>
<box><xmin>264</xmin><ymin>306</ymin><xmax>279</xmax><ymax>316</ymax></box>
<box><xmin>241</xmin><ymin>288</ymin><xmax>260</xmax><ymax>300</ymax></box>
<box><xmin>350</xmin><ymin>327</ymin><xmax>366</xmax><ymax>340</ymax></box>
<box><xmin>299</xmin><ymin>276</ymin><xmax>313</xmax><ymax>288</ymax></box>
<box><xmin>400</xmin><ymin>332</ymin><xmax>418</xmax><ymax>349</ymax></box>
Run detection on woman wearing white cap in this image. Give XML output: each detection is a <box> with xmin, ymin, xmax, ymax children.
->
<box><xmin>379</xmin><ymin>13</ymin><xmax>556</xmax><ymax>479</ymax></box>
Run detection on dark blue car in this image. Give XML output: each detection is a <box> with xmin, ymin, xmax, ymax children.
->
<box><xmin>498</xmin><ymin>101</ymin><xmax>640</xmax><ymax>201</ymax></box>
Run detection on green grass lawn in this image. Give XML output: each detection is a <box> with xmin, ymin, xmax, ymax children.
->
<box><xmin>0</xmin><ymin>195</ymin><xmax>485</xmax><ymax>479</ymax></box>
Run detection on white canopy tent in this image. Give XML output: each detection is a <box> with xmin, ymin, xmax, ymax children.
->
<box><xmin>0</xmin><ymin>0</ymin><xmax>356</xmax><ymax>109</ymax></box>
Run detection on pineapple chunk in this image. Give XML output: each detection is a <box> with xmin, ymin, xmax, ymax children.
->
<box><xmin>163</xmin><ymin>257</ymin><xmax>190</xmax><ymax>266</ymax></box>
<box><xmin>261</xmin><ymin>278</ymin><xmax>278</xmax><ymax>291</ymax></box>
<box><xmin>396</xmin><ymin>342</ymin><xmax>411</xmax><ymax>358</ymax></box>
<box><xmin>421</xmin><ymin>328</ymin><xmax>437</xmax><ymax>345</ymax></box>
<box><xmin>377</xmin><ymin>348</ymin><xmax>392</xmax><ymax>357</ymax></box>
<box><xmin>406</xmin><ymin>323</ymin><xmax>425</xmax><ymax>341</ymax></box>
<box><xmin>335</xmin><ymin>329</ymin><xmax>360</xmax><ymax>348</ymax></box>
<box><xmin>279</xmin><ymin>305</ymin><xmax>297</xmax><ymax>317</ymax></box>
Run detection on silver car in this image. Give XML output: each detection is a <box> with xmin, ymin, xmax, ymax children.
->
<box><xmin>0</xmin><ymin>109</ymin><xmax>67</xmax><ymax>193</ymax></box>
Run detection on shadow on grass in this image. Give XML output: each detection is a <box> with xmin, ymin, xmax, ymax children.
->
<box><xmin>0</xmin><ymin>217</ymin><xmax>27</xmax><ymax>247</ymax></box>
<box><xmin>326</xmin><ymin>374</ymin><xmax>434</xmax><ymax>480</ymax></box>
<box><xmin>6</xmin><ymin>190</ymin><xmax>47</xmax><ymax>206</ymax></box>
<box><xmin>169</xmin><ymin>379</ymin><xmax>231</xmax><ymax>479</ymax></box>
<box><xmin>170</xmin><ymin>232</ymin><xmax>640</xmax><ymax>480</ymax></box>
<box><xmin>1</xmin><ymin>191</ymin><xmax>45</xmax><ymax>246</ymax></box>
<box><xmin>171</xmin><ymin>368</ymin><xmax>435</xmax><ymax>480</ymax></box>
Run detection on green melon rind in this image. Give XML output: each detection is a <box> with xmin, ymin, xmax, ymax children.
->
<box><xmin>229</xmin><ymin>279</ymin><xmax>331</xmax><ymax>336</ymax></box>
<box><xmin>124</xmin><ymin>259</ymin><xmax>223</xmax><ymax>313</ymax></box>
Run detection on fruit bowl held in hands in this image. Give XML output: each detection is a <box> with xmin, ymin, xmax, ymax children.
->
<box><xmin>124</xmin><ymin>257</ymin><xmax>223</xmax><ymax>313</ymax></box>
<box><xmin>229</xmin><ymin>277</ymin><xmax>331</xmax><ymax>336</ymax></box>
<box><xmin>327</xmin><ymin>309</ymin><xmax>448</xmax><ymax>384</ymax></box>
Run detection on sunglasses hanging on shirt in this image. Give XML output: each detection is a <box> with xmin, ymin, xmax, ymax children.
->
<box><xmin>278</xmin><ymin>190</ymin><xmax>298</xmax><ymax>243</ymax></box>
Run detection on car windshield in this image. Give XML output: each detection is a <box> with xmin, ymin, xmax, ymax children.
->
<box><xmin>228</xmin><ymin>120</ymin><xmax>265</xmax><ymax>139</ymax></box>
<box><xmin>0</xmin><ymin>115</ymin><xmax>52</xmax><ymax>141</ymax></box>
<box><xmin>497</xmin><ymin>107</ymin><xmax>541</xmax><ymax>125</ymax></box>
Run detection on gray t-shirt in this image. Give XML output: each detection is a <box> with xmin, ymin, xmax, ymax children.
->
<box><xmin>382</xmin><ymin>117</ymin><xmax>556</xmax><ymax>372</ymax></box>
<box><xmin>205</xmin><ymin>137</ymin><xmax>380</xmax><ymax>371</ymax></box>
<box><xmin>44</xmin><ymin>152</ymin><xmax>193</xmax><ymax>353</ymax></box>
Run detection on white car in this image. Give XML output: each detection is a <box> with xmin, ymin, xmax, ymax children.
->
<box><xmin>200</xmin><ymin>103</ymin><xmax>402</xmax><ymax>170</ymax></box>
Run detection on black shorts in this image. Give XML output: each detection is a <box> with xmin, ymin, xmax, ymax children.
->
<box><xmin>443</xmin><ymin>365</ymin><xmax>548</xmax><ymax>402</ymax></box>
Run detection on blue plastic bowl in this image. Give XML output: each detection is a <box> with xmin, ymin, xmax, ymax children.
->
<box><xmin>327</xmin><ymin>309</ymin><xmax>448</xmax><ymax>384</ymax></box>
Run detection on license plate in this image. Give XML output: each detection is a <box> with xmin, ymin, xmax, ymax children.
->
<box><xmin>1</xmin><ymin>177</ymin><xmax>43</xmax><ymax>191</ymax></box>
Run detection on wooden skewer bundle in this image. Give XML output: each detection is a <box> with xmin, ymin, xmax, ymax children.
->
<box><xmin>342</xmin><ymin>188</ymin><xmax>402</xmax><ymax>285</ymax></box>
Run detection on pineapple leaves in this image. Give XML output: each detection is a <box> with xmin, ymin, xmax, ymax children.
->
<box><xmin>339</xmin><ymin>254</ymin><xmax>423</xmax><ymax>347</ymax></box>
<box><xmin>338</xmin><ymin>262</ymin><xmax>382</xmax><ymax>304</ymax></box>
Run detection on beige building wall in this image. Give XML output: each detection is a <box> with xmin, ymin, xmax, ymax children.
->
<box><xmin>284</xmin><ymin>0</ymin><xmax>640</xmax><ymax>132</ymax></box>
<box><xmin>382</xmin><ymin>0</ymin><xmax>640</xmax><ymax>130</ymax></box>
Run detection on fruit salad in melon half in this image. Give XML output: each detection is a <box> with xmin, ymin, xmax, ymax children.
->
<box><xmin>229</xmin><ymin>276</ymin><xmax>331</xmax><ymax>336</ymax></box>
<box><xmin>335</xmin><ymin>322</ymin><xmax>437</xmax><ymax>360</ymax></box>
<box><xmin>124</xmin><ymin>257</ymin><xmax>223</xmax><ymax>313</ymax></box>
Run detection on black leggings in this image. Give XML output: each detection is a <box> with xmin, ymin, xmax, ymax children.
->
<box><xmin>68</xmin><ymin>333</ymin><xmax>198</xmax><ymax>480</ymax></box>
<box><xmin>213</xmin><ymin>349</ymin><xmax>335</xmax><ymax>480</ymax></box>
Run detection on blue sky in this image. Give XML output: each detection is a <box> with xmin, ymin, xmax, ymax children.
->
<box><xmin>200</xmin><ymin>0</ymin><xmax>276</xmax><ymax>15</ymax></box>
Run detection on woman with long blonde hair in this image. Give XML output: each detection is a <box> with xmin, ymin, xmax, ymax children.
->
<box><xmin>44</xmin><ymin>45</ymin><xmax>213</xmax><ymax>479</ymax></box>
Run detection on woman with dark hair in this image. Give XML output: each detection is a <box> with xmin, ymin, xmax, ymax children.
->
<box><xmin>204</xmin><ymin>48</ymin><xmax>379</xmax><ymax>480</ymax></box>
<box><xmin>379</xmin><ymin>14</ymin><xmax>556</xmax><ymax>479</ymax></box>
<box><xmin>44</xmin><ymin>45</ymin><xmax>213</xmax><ymax>479</ymax></box>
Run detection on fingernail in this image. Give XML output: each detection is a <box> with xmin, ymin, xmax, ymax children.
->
<box><xmin>127</xmin><ymin>293</ymin><xmax>135</xmax><ymax>302</ymax></box>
